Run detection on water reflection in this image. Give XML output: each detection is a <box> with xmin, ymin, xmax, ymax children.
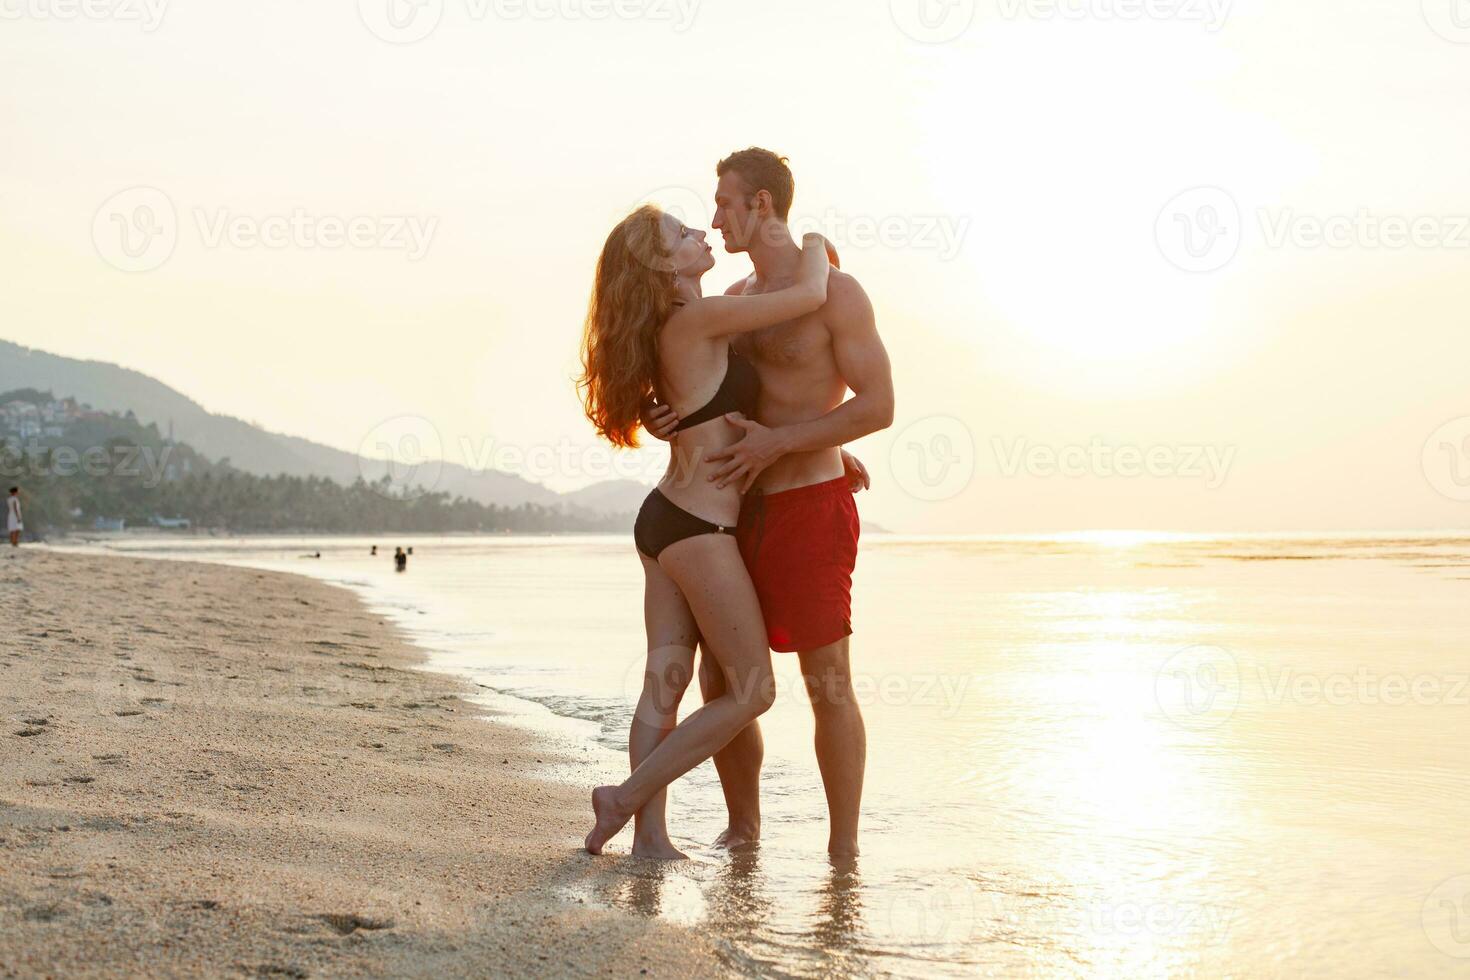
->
<box><xmin>80</xmin><ymin>534</ymin><xmax>1470</xmax><ymax>977</ymax></box>
<box><xmin>810</xmin><ymin>857</ymin><xmax>865</xmax><ymax>951</ymax></box>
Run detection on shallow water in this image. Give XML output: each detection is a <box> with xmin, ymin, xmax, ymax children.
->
<box><xmin>76</xmin><ymin>531</ymin><xmax>1470</xmax><ymax>977</ymax></box>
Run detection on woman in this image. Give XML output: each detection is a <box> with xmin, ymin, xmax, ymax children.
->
<box><xmin>577</xmin><ymin>205</ymin><xmax>833</xmax><ymax>857</ymax></box>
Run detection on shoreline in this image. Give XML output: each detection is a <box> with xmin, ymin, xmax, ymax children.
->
<box><xmin>0</xmin><ymin>549</ymin><xmax>730</xmax><ymax>978</ymax></box>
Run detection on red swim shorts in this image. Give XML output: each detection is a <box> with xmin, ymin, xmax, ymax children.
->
<box><xmin>736</xmin><ymin>476</ymin><xmax>861</xmax><ymax>654</ymax></box>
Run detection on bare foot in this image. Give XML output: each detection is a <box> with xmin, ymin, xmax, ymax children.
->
<box><xmin>584</xmin><ymin>786</ymin><xmax>633</xmax><ymax>855</ymax></box>
<box><xmin>713</xmin><ymin>823</ymin><xmax>760</xmax><ymax>851</ymax></box>
<box><xmin>631</xmin><ymin>835</ymin><xmax>689</xmax><ymax>861</ymax></box>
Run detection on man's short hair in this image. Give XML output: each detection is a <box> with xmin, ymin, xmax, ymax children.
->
<box><xmin>717</xmin><ymin>147</ymin><xmax>795</xmax><ymax>221</ymax></box>
<box><xmin>7</xmin><ymin>487</ymin><xmax>15</xmax><ymax>494</ymax></box>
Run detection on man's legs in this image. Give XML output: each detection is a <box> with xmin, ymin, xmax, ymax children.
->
<box><xmin>699</xmin><ymin>650</ymin><xmax>763</xmax><ymax>847</ymax></box>
<box><xmin>797</xmin><ymin>637</ymin><xmax>865</xmax><ymax>857</ymax></box>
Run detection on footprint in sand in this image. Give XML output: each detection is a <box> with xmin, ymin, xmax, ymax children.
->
<box><xmin>245</xmin><ymin>965</ymin><xmax>308</xmax><ymax>979</ymax></box>
<box><xmin>114</xmin><ymin>710</ymin><xmax>144</xmax><ymax>718</ymax></box>
<box><xmin>317</xmin><ymin>913</ymin><xmax>394</xmax><ymax>935</ymax></box>
<box><xmin>63</xmin><ymin>775</ymin><xmax>95</xmax><ymax>785</ymax></box>
<box><xmin>14</xmin><ymin>728</ymin><xmax>45</xmax><ymax>737</ymax></box>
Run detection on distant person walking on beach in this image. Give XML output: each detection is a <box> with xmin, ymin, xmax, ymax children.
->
<box><xmin>579</xmin><ymin>192</ymin><xmax>863</xmax><ymax>858</ymax></box>
<box><xmin>7</xmin><ymin>488</ymin><xmax>22</xmax><ymax>549</ymax></box>
<box><xmin>643</xmin><ymin>149</ymin><xmax>894</xmax><ymax>858</ymax></box>
<box><xmin>394</xmin><ymin>547</ymin><xmax>407</xmax><ymax>573</ymax></box>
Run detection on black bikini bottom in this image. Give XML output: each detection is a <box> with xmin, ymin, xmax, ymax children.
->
<box><xmin>634</xmin><ymin>489</ymin><xmax>735</xmax><ymax>560</ymax></box>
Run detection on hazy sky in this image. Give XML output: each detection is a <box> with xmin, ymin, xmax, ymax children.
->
<box><xmin>4</xmin><ymin>0</ymin><xmax>1469</xmax><ymax>532</ymax></box>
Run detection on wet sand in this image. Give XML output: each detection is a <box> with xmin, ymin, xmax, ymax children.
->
<box><xmin>0</xmin><ymin>549</ymin><xmax>728</xmax><ymax>978</ymax></box>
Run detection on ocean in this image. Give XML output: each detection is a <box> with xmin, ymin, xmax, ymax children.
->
<box><xmin>75</xmin><ymin>531</ymin><xmax>1470</xmax><ymax>978</ymax></box>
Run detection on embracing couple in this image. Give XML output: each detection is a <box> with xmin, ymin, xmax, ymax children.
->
<box><xmin>577</xmin><ymin>148</ymin><xmax>894</xmax><ymax>860</ymax></box>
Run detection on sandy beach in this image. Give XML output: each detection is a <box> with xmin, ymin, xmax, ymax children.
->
<box><xmin>0</xmin><ymin>550</ymin><xmax>728</xmax><ymax>979</ymax></box>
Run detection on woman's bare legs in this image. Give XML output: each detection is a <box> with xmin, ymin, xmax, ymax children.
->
<box><xmin>629</xmin><ymin>555</ymin><xmax>698</xmax><ymax>860</ymax></box>
<box><xmin>700</xmin><ymin>653</ymin><xmax>764</xmax><ymax>849</ymax></box>
<box><xmin>586</xmin><ymin>535</ymin><xmax>774</xmax><ymax>855</ymax></box>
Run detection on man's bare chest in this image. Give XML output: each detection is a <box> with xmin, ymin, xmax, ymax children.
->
<box><xmin>734</xmin><ymin>305</ymin><xmax>830</xmax><ymax>368</ymax></box>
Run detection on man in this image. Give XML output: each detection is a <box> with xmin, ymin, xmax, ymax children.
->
<box><xmin>7</xmin><ymin>487</ymin><xmax>22</xmax><ymax>548</ymax></box>
<box><xmin>647</xmin><ymin>148</ymin><xmax>894</xmax><ymax>858</ymax></box>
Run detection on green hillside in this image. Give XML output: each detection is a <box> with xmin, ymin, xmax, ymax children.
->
<box><xmin>0</xmin><ymin>389</ymin><xmax>625</xmax><ymax>536</ymax></box>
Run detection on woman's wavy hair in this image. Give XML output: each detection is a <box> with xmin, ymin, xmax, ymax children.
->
<box><xmin>578</xmin><ymin>205</ymin><xmax>678</xmax><ymax>448</ymax></box>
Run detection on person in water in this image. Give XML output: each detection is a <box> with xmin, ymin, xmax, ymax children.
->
<box><xmin>394</xmin><ymin>547</ymin><xmax>407</xmax><ymax>572</ymax></box>
<box><xmin>578</xmin><ymin>199</ymin><xmax>843</xmax><ymax>858</ymax></box>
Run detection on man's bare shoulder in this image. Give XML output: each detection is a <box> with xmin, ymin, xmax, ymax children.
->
<box><xmin>724</xmin><ymin>275</ymin><xmax>755</xmax><ymax>297</ymax></box>
<box><xmin>822</xmin><ymin>269</ymin><xmax>876</xmax><ymax>322</ymax></box>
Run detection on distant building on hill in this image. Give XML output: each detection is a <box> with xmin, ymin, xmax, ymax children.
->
<box><xmin>1</xmin><ymin>394</ymin><xmax>88</xmax><ymax>439</ymax></box>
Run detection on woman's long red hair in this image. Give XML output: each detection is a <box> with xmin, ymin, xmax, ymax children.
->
<box><xmin>578</xmin><ymin>205</ymin><xmax>677</xmax><ymax>448</ymax></box>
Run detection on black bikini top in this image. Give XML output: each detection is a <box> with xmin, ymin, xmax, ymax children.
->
<box><xmin>672</xmin><ymin>348</ymin><xmax>760</xmax><ymax>433</ymax></box>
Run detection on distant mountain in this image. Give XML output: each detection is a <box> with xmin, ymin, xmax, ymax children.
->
<box><xmin>0</xmin><ymin>339</ymin><xmax>628</xmax><ymax>514</ymax></box>
<box><xmin>559</xmin><ymin>479</ymin><xmax>654</xmax><ymax>515</ymax></box>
